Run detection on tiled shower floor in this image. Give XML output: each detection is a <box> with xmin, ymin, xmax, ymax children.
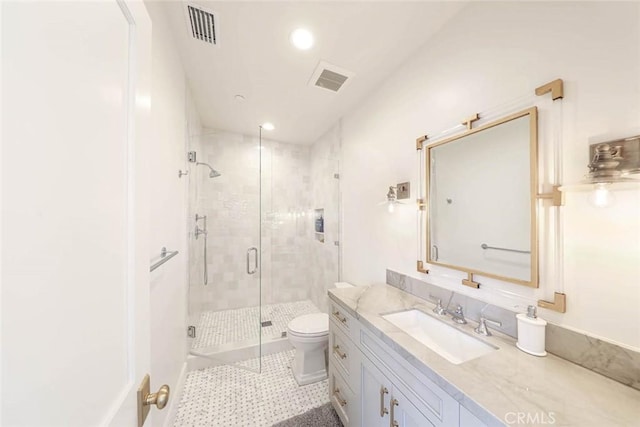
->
<box><xmin>172</xmin><ymin>349</ymin><xmax>329</xmax><ymax>427</ymax></box>
<box><xmin>191</xmin><ymin>300</ymin><xmax>320</xmax><ymax>350</ymax></box>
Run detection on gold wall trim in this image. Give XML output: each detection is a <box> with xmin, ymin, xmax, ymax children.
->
<box><xmin>429</xmin><ymin>260</ymin><xmax>531</xmax><ymax>287</ymax></box>
<box><xmin>461</xmin><ymin>113</ymin><xmax>480</xmax><ymax>130</ymax></box>
<box><xmin>536</xmin><ymin>185</ymin><xmax>563</xmax><ymax>206</ymax></box>
<box><xmin>462</xmin><ymin>273</ymin><xmax>480</xmax><ymax>289</ymax></box>
<box><xmin>535</xmin><ymin>78</ymin><xmax>564</xmax><ymax>100</ymax></box>
<box><xmin>416</xmin><ymin>135</ymin><xmax>428</xmax><ymax>150</ymax></box>
<box><xmin>538</xmin><ymin>292</ymin><xmax>567</xmax><ymax>313</ymax></box>
<box><xmin>417</xmin><ymin>260</ymin><xmax>429</xmax><ymax>274</ymax></box>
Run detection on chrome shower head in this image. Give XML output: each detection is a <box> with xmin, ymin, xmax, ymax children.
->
<box><xmin>196</xmin><ymin>162</ymin><xmax>221</xmax><ymax>178</ymax></box>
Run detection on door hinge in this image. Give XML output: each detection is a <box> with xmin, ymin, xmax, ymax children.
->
<box><xmin>187</xmin><ymin>325</ymin><xmax>196</xmax><ymax>338</ymax></box>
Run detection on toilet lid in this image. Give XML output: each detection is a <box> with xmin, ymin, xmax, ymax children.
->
<box><xmin>288</xmin><ymin>313</ymin><xmax>329</xmax><ymax>336</ymax></box>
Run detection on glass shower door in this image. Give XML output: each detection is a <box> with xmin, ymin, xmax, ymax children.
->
<box><xmin>187</xmin><ymin>129</ymin><xmax>263</xmax><ymax>372</ymax></box>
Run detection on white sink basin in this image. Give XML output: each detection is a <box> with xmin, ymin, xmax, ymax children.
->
<box><xmin>382</xmin><ymin>309</ymin><xmax>498</xmax><ymax>364</ymax></box>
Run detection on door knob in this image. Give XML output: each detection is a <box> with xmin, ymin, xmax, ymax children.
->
<box><xmin>145</xmin><ymin>384</ymin><xmax>170</xmax><ymax>409</ymax></box>
<box><xmin>137</xmin><ymin>375</ymin><xmax>170</xmax><ymax>427</ymax></box>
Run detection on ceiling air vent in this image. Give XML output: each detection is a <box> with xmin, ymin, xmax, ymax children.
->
<box><xmin>308</xmin><ymin>61</ymin><xmax>354</xmax><ymax>93</ymax></box>
<box><xmin>185</xmin><ymin>4</ymin><xmax>217</xmax><ymax>45</ymax></box>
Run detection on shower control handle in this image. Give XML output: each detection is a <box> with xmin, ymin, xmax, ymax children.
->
<box><xmin>247</xmin><ymin>247</ymin><xmax>258</xmax><ymax>275</ymax></box>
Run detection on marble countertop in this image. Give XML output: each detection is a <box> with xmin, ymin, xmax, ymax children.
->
<box><xmin>328</xmin><ymin>284</ymin><xmax>640</xmax><ymax>427</ymax></box>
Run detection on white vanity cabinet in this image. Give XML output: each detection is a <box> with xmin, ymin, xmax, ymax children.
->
<box><xmin>361</xmin><ymin>354</ymin><xmax>434</xmax><ymax>427</ymax></box>
<box><xmin>328</xmin><ymin>301</ymin><xmax>471</xmax><ymax>427</ymax></box>
<box><xmin>460</xmin><ymin>406</ymin><xmax>488</xmax><ymax>427</ymax></box>
<box><xmin>359</xmin><ymin>328</ymin><xmax>460</xmax><ymax>427</ymax></box>
<box><xmin>328</xmin><ymin>302</ymin><xmax>362</xmax><ymax>427</ymax></box>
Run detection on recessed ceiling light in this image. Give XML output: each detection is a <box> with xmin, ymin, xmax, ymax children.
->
<box><xmin>290</xmin><ymin>28</ymin><xmax>314</xmax><ymax>50</ymax></box>
<box><xmin>234</xmin><ymin>94</ymin><xmax>246</xmax><ymax>102</ymax></box>
<box><xmin>261</xmin><ymin>122</ymin><xmax>275</xmax><ymax>131</ymax></box>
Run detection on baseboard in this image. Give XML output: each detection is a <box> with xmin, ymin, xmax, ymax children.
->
<box><xmin>163</xmin><ymin>361</ymin><xmax>188</xmax><ymax>427</ymax></box>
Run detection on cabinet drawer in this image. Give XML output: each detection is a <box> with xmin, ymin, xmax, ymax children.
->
<box><xmin>328</xmin><ymin>324</ymin><xmax>360</xmax><ymax>390</ymax></box>
<box><xmin>329</xmin><ymin>367</ymin><xmax>356</xmax><ymax>427</ymax></box>
<box><xmin>329</xmin><ymin>302</ymin><xmax>355</xmax><ymax>339</ymax></box>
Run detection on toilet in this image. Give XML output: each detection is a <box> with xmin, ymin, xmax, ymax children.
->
<box><xmin>287</xmin><ymin>312</ymin><xmax>329</xmax><ymax>385</ymax></box>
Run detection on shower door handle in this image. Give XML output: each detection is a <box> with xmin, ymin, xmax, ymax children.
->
<box><xmin>247</xmin><ymin>247</ymin><xmax>258</xmax><ymax>274</ymax></box>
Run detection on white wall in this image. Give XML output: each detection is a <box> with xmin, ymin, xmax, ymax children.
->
<box><xmin>339</xmin><ymin>2</ymin><xmax>640</xmax><ymax>349</ymax></box>
<box><xmin>145</xmin><ymin>2</ymin><xmax>194</xmax><ymax>425</ymax></box>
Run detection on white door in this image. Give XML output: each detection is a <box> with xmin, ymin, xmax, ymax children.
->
<box><xmin>1</xmin><ymin>1</ymin><xmax>152</xmax><ymax>426</ymax></box>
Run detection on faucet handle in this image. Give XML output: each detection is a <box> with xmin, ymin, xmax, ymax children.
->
<box><xmin>474</xmin><ymin>317</ymin><xmax>502</xmax><ymax>336</ymax></box>
<box><xmin>447</xmin><ymin>305</ymin><xmax>467</xmax><ymax>324</ymax></box>
<box><xmin>428</xmin><ymin>295</ymin><xmax>446</xmax><ymax>315</ymax></box>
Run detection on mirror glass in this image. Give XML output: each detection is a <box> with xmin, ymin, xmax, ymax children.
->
<box><xmin>427</xmin><ymin>108</ymin><xmax>537</xmax><ymax>287</ymax></box>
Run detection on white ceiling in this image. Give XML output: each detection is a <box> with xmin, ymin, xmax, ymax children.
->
<box><xmin>160</xmin><ymin>1</ymin><xmax>465</xmax><ymax>144</ymax></box>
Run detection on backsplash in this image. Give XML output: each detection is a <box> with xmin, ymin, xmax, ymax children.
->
<box><xmin>386</xmin><ymin>269</ymin><xmax>640</xmax><ymax>391</ymax></box>
<box><xmin>386</xmin><ymin>269</ymin><xmax>518</xmax><ymax>338</ymax></box>
<box><xmin>546</xmin><ymin>324</ymin><xmax>640</xmax><ymax>390</ymax></box>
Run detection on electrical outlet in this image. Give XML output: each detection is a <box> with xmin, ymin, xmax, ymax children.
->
<box><xmin>397</xmin><ymin>182</ymin><xmax>410</xmax><ymax>199</ymax></box>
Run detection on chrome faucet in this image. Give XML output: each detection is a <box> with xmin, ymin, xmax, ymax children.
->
<box><xmin>446</xmin><ymin>305</ymin><xmax>467</xmax><ymax>324</ymax></box>
<box><xmin>474</xmin><ymin>317</ymin><xmax>502</xmax><ymax>336</ymax></box>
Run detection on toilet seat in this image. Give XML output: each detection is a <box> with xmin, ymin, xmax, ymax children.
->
<box><xmin>287</xmin><ymin>313</ymin><xmax>329</xmax><ymax>337</ymax></box>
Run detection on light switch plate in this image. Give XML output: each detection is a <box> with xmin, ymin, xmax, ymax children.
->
<box><xmin>397</xmin><ymin>182</ymin><xmax>410</xmax><ymax>199</ymax></box>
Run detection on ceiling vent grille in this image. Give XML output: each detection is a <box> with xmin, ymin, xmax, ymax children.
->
<box><xmin>308</xmin><ymin>61</ymin><xmax>354</xmax><ymax>93</ymax></box>
<box><xmin>186</xmin><ymin>4</ymin><xmax>217</xmax><ymax>45</ymax></box>
<box><xmin>316</xmin><ymin>69</ymin><xmax>349</xmax><ymax>92</ymax></box>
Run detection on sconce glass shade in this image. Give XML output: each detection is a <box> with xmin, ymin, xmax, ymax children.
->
<box><xmin>588</xmin><ymin>183</ymin><xmax>616</xmax><ymax>208</ymax></box>
<box><xmin>387</xmin><ymin>202</ymin><xmax>395</xmax><ymax>213</ymax></box>
<box><xmin>582</xmin><ymin>141</ymin><xmax>637</xmax><ymax>207</ymax></box>
<box><xmin>382</xmin><ymin>186</ymin><xmax>403</xmax><ymax>213</ymax></box>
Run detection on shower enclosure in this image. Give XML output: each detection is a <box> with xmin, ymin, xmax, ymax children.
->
<box><xmin>186</xmin><ymin>126</ymin><xmax>341</xmax><ymax>372</ymax></box>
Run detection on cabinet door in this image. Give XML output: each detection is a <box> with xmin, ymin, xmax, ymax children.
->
<box><xmin>460</xmin><ymin>406</ymin><xmax>488</xmax><ymax>427</ymax></box>
<box><xmin>392</xmin><ymin>386</ymin><xmax>436</xmax><ymax>427</ymax></box>
<box><xmin>361</xmin><ymin>355</ymin><xmax>391</xmax><ymax>427</ymax></box>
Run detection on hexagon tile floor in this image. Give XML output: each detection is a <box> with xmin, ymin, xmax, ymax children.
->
<box><xmin>191</xmin><ymin>300</ymin><xmax>320</xmax><ymax>350</ymax></box>
<box><xmin>172</xmin><ymin>350</ymin><xmax>329</xmax><ymax>427</ymax></box>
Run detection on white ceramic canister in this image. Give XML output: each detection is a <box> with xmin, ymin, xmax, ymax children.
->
<box><xmin>516</xmin><ymin>305</ymin><xmax>547</xmax><ymax>356</ymax></box>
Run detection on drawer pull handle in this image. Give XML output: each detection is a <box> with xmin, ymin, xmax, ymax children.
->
<box><xmin>333</xmin><ymin>387</ymin><xmax>347</xmax><ymax>407</ymax></box>
<box><xmin>390</xmin><ymin>398</ymin><xmax>399</xmax><ymax>427</ymax></box>
<box><xmin>379</xmin><ymin>386</ymin><xmax>389</xmax><ymax>417</ymax></box>
<box><xmin>332</xmin><ymin>310</ymin><xmax>347</xmax><ymax>324</ymax></box>
<box><xmin>333</xmin><ymin>345</ymin><xmax>347</xmax><ymax>359</ymax></box>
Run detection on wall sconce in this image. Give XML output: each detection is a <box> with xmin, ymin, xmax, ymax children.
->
<box><xmin>583</xmin><ymin>136</ymin><xmax>640</xmax><ymax>207</ymax></box>
<box><xmin>383</xmin><ymin>182</ymin><xmax>410</xmax><ymax>213</ymax></box>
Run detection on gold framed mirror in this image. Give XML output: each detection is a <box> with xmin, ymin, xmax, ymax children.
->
<box><xmin>426</xmin><ymin>107</ymin><xmax>538</xmax><ymax>288</ymax></box>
